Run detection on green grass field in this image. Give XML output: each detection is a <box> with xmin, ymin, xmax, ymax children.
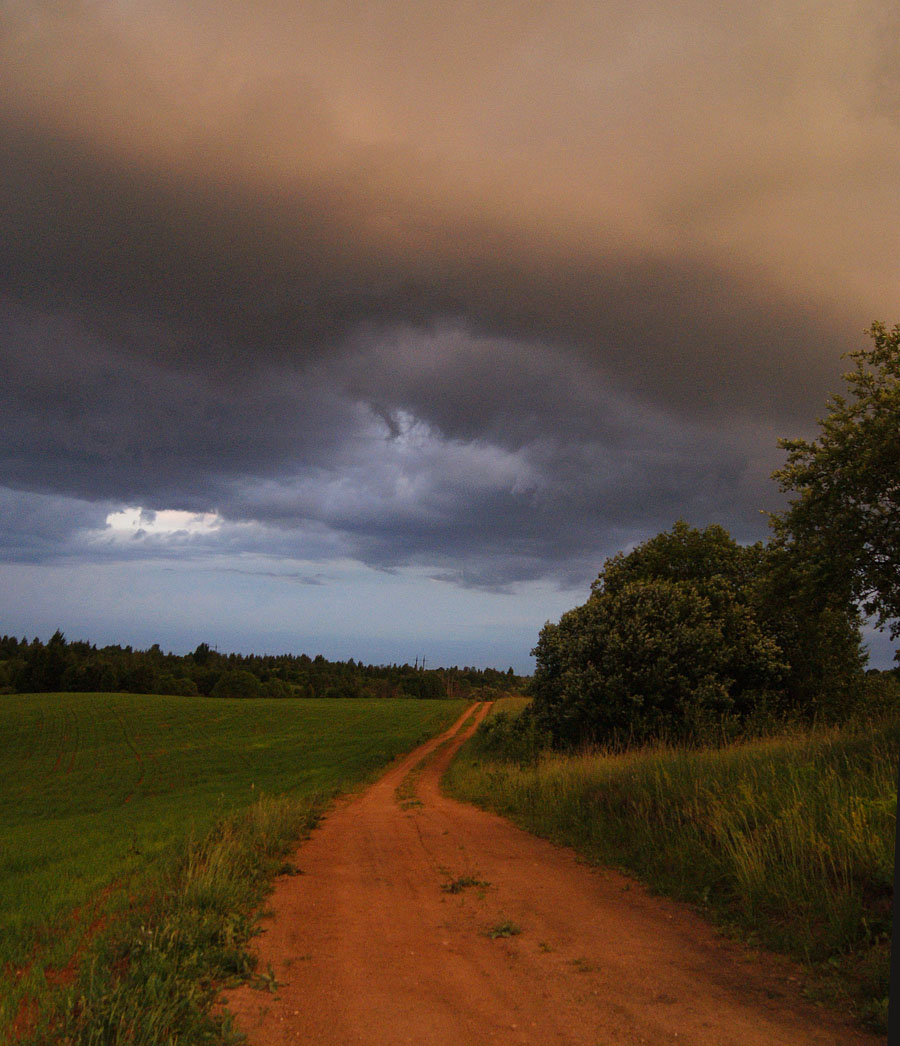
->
<box><xmin>445</xmin><ymin>701</ymin><xmax>898</xmax><ymax>1031</ymax></box>
<box><xmin>0</xmin><ymin>692</ymin><xmax>466</xmax><ymax>1041</ymax></box>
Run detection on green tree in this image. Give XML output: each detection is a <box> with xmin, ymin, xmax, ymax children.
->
<box><xmin>192</xmin><ymin>642</ymin><xmax>212</xmax><ymax>665</ymax></box>
<box><xmin>773</xmin><ymin>322</ymin><xmax>900</xmax><ymax>649</ymax></box>
<box><xmin>597</xmin><ymin>520</ymin><xmax>762</xmax><ymax>594</ymax></box>
<box><xmin>530</xmin><ymin>523</ymin><xmax>787</xmax><ymax>747</ymax></box>
<box><xmin>752</xmin><ymin>542</ymin><xmax>865</xmax><ymax>718</ymax></box>
<box><xmin>211</xmin><ymin>669</ymin><xmax>262</xmax><ymax>699</ymax></box>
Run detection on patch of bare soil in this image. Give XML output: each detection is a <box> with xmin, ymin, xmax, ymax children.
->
<box><xmin>223</xmin><ymin>704</ymin><xmax>881</xmax><ymax>1045</ymax></box>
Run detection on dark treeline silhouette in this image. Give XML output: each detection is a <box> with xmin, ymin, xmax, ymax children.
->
<box><xmin>0</xmin><ymin>631</ymin><xmax>524</xmax><ymax>700</ymax></box>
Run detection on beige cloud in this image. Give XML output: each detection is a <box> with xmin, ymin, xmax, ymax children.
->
<box><xmin>2</xmin><ymin>1</ymin><xmax>897</xmax><ymax>363</ymax></box>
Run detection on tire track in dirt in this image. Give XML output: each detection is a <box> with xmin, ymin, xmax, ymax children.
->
<box><xmin>223</xmin><ymin>703</ymin><xmax>879</xmax><ymax>1046</ymax></box>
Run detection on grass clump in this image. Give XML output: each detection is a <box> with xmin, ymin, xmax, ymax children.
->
<box><xmin>487</xmin><ymin>920</ymin><xmax>521</xmax><ymax>939</ymax></box>
<box><xmin>441</xmin><ymin>876</ymin><xmax>490</xmax><ymax>894</ymax></box>
<box><xmin>445</xmin><ymin>710</ymin><xmax>897</xmax><ymax>1032</ymax></box>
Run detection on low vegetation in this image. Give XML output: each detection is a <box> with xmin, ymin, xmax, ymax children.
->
<box><xmin>0</xmin><ymin>693</ymin><xmax>466</xmax><ymax>1044</ymax></box>
<box><xmin>441</xmin><ymin>876</ymin><xmax>490</xmax><ymax>895</ymax></box>
<box><xmin>487</xmin><ymin>919</ymin><xmax>522</xmax><ymax>940</ymax></box>
<box><xmin>444</xmin><ymin>699</ymin><xmax>897</xmax><ymax>1031</ymax></box>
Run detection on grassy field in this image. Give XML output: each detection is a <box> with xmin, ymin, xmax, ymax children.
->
<box><xmin>444</xmin><ymin>700</ymin><xmax>898</xmax><ymax>1032</ymax></box>
<box><xmin>0</xmin><ymin>692</ymin><xmax>466</xmax><ymax>1042</ymax></box>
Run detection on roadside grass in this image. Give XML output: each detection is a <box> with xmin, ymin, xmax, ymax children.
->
<box><xmin>444</xmin><ymin>709</ymin><xmax>897</xmax><ymax>1032</ymax></box>
<box><xmin>42</xmin><ymin>793</ymin><xmax>322</xmax><ymax>1046</ymax></box>
<box><xmin>0</xmin><ymin>693</ymin><xmax>466</xmax><ymax>1043</ymax></box>
<box><xmin>484</xmin><ymin>696</ymin><xmax>531</xmax><ymax>718</ymax></box>
<box><xmin>393</xmin><ymin>701</ymin><xmax>484</xmax><ymax>810</ymax></box>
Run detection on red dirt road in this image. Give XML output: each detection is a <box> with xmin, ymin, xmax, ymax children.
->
<box><xmin>224</xmin><ymin>704</ymin><xmax>881</xmax><ymax>1045</ymax></box>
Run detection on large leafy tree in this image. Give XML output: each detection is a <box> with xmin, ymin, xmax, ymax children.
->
<box><xmin>603</xmin><ymin>522</ymin><xmax>864</xmax><ymax>714</ymax></box>
<box><xmin>773</xmin><ymin>322</ymin><xmax>900</xmax><ymax>648</ymax></box>
<box><xmin>529</xmin><ymin>521</ymin><xmax>865</xmax><ymax>747</ymax></box>
<box><xmin>529</xmin><ymin>523</ymin><xmax>787</xmax><ymax>747</ymax></box>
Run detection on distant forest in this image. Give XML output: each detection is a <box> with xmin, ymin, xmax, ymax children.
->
<box><xmin>0</xmin><ymin>631</ymin><xmax>525</xmax><ymax>700</ymax></box>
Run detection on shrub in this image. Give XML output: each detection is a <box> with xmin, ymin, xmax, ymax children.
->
<box><xmin>210</xmin><ymin>670</ymin><xmax>262</xmax><ymax>700</ymax></box>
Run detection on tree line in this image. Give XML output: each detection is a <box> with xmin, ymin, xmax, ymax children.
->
<box><xmin>528</xmin><ymin>322</ymin><xmax>900</xmax><ymax>748</ymax></box>
<box><xmin>0</xmin><ymin>632</ymin><xmax>523</xmax><ymax>701</ymax></box>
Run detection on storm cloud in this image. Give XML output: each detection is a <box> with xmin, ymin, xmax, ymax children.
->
<box><xmin>2</xmin><ymin>1</ymin><xmax>898</xmax><ymax>615</ymax></box>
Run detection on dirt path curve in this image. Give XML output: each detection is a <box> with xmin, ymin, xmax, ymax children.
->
<box><xmin>223</xmin><ymin>703</ymin><xmax>880</xmax><ymax>1046</ymax></box>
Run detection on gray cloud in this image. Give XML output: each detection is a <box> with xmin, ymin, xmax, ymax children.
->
<box><xmin>0</xmin><ymin>487</ymin><xmax>113</xmax><ymax>563</ymax></box>
<box><xmin>0</xmin><ymin>319</ymin><xmax>782</xmax><ymax>587</ymax></box>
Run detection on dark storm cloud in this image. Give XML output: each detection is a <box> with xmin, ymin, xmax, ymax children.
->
<box><xmin>2</xmin><ymin>1</ymin><xmax>897</xmax><ymax>588</ymax></box>
<box><xmin>1</xmin><ymin>296</ymin><xmax>357</xmax><ymax>503</ymax></box>
<box><xmin>0</xmin><ymin>487</ymin><xmax>111</xmax><ymax>563</ymax></box>
<box><xmin>1</xmin><ymin>317</ymin><xmax>777</xmax><ymax>586</ymax></box>
<box><xmin>0</xmin><ymin>113</ymin><xmax>860</xmax><ymax>427</ymax></box>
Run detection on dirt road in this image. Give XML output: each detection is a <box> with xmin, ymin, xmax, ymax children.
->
<box><xmin>224</xmin><ymin>703</ymin><xmax>881</xmax><ymax>1045</ymax></box>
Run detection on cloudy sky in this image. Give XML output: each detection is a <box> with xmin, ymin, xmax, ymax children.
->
<box><xmin>2</xmin><ymin>1</ymin><xmax>898</xmax><ymax>670</ymax></box>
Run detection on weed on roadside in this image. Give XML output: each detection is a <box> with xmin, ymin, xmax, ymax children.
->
<box><xmin>441</xmin><ymin>876</ymin><xmax>490</xmax><ymax>894</ymax></box>
<box><xmin>487</xmin><ymin>919</ymin><xmax>521</xmax><ymax>939</ymax></box>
